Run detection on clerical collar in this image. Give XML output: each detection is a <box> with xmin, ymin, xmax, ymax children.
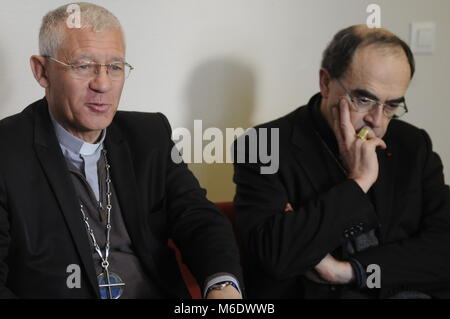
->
<box><xmin>48</xmin><ymin>108</ymin><xmax>106</xmax><ymax>156</ymax></box>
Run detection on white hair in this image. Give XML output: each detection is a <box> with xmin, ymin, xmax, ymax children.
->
<box><xmin>39</xmin><ymin>2</ymin><xmax>124</xmax><ymax>57</ymax></box>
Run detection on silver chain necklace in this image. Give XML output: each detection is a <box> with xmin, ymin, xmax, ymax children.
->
<box><xmin>79</xmin><ymin>150</ymin><xmax>125</xmax><ymax>299</ymax></box>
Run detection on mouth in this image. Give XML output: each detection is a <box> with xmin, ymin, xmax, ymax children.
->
<box><xmin>85</xmin><ymin>102</ymin><xmax>111</xmax><ymax>113</ymax></box>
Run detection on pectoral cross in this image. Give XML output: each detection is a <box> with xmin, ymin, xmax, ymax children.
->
<box><xmin>98</xmin><ymin>270</ymin><xmax>125</xmax><ymax>299</ymax></box>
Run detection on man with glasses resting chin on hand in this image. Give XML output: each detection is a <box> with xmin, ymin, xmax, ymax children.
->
<box><xmin>233</xmin><ymin>25</ymin><xmax>450</xmax><ymax>299</ymax></box>
<box><xmin>0</xmin><ymin>2</ymin><xmax>242</xmax><ymax>299</ymax></box>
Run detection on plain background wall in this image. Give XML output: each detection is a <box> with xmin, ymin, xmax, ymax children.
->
<box><xmin>0</xmin><ymin>0</ymin><xmax>449</xmax><ymax>202</ymax></box>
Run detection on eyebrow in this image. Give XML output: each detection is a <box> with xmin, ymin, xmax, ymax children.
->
<box><xmin>71</xmin><ymin>54</ymin><xmax>125</xmax><ymax>63</ymax></box>
<box><xmin>352</xmin><ymin>88</ymin><xmax>405</xmax><ymax>104</ymax></box>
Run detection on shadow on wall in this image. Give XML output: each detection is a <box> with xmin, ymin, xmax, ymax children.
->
<box><xmin>185</xmin><ymin>58</ymin><xmax>255</xmax><ymax>202</ymax></box>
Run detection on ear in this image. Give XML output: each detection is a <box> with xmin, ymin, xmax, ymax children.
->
<box><xmin>30</xmin><ymin>55</ymin><xmax>50</xmax><ymax>88</ymax></box>
<box><xmin>319</xmin><ymin>68</ymin><xmax>332</xmax><ymax>100</ymax></box>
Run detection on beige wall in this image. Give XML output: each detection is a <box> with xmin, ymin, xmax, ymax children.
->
<box><xmin>0</xmin><ymin>0</ymin><xmax>449</xmax><ymax>202</ymax></box>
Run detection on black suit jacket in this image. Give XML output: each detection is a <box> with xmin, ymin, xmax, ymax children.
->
<box><xmin>0</xmin><ymin>98</ymin><xmax>242</xmax><ymax>298</ymax></box>
<box><xmin>233</xmin><ymin>94</ymin><xmax>450</xmax><ymax>298</ymax></box>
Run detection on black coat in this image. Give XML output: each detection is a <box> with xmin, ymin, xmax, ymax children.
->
<box><xmin>233</xmin><ymin>94</ymin><xmax>450</xmax><ymax>298</ymax></box>
<box><xmin>0</xmin><ymin>98</ymin><xmax>243</xmax><ymax>298</ymax></box>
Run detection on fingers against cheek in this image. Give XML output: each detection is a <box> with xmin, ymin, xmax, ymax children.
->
<box><xmin>332</xmin><ymin>106</ymin><xmax>344</xmax><ymax>147</ymax></box>
<box><xmin>339</xmin><ymin>99</ymin><xmax>352</xmax><ymax>129</ymax></box>
<box><xmin>339</xmin><ymin>98</ymin><xmax>356</xmax><ymax>144</ymax></box>
<box><xmin>331</xmin><ymin>106</ymin><xmax>338</xmax><ymax>132</ymax></box>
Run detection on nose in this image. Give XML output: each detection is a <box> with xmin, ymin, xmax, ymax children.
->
<box><xmin>365</xmin><ymin>103</ymin><xmax>385</xmax><ymax>128</ymax></box>
<box><xmin>89</xmin><ymin>66</ymin><xmax>112</xmax><ymax>93</ymax></box>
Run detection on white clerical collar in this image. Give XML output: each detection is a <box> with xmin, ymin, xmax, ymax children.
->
<box><xmin>48</xmin><ymin>107</ymin><xmax>106</xmax><ymax>156</ymax></box>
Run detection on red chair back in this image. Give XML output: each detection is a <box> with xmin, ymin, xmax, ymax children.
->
<box><xmin>168</xmin><ymin>202</ymin><xmax>237</xmax><ymax>299</ymax></box>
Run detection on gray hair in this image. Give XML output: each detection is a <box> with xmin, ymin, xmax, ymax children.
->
<box><xmin>39</xmin><ymin>2</ymin><xmax>124</xmax><ymax>57</ymax></box>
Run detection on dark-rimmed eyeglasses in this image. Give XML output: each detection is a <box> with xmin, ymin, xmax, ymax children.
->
<box><xmin>336</xmin><ymin>78</ymin><xmax>408</xmax><ymax>119</ymax></box>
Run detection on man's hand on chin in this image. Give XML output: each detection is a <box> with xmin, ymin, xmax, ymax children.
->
<box><xmin>206</xmin><ymin>285</ymin><xmax>242</xmax><ymax>299</ymax></box>
<box><xmin>306</xmin><ymin>253</ymin><xmax>355</xmax><ymax>285</ymax></box>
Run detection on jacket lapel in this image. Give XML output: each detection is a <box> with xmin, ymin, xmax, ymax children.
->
<box><xmin>103</xmin><ymin>124</ymin><xmax>148</xmax><ymax>252</ymax></box>
<box><xmin>370</xmin><ymin>132</ymin><xmax>397</xmax><ymax>241</ymax></box>
<box><xmin>33</xmin><ymin>101</ymin><xmax>99</xmax><ymax>297</ymax></box>
<box><xmin>290</xmin><ymin>106</ymin><xmax>346</xmax><ymax>192</ymax></box>
<box><xmin>104</xmin><ymin>123</ymin><xmax>167</xmax><ymax>290</ymax></box>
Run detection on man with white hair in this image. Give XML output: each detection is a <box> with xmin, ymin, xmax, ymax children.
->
<box><xmin>0</xmin><ymin>2</ymin><xmax>242</xmax><ymax>299</ymax></box>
